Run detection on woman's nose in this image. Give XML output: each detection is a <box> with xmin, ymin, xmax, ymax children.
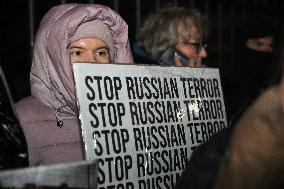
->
<box><xmin>199</xmin><ymin>47</ymin><xmax>207</xmax><ymax>58</ymax></box>
<box><xmin>85</xmin><ymin>52</ymin><xmax>97</xmax><ymax>63</ymax></box>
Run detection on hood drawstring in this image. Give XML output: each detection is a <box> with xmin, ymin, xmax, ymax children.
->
<box><xmin>55</xmin><ymin>105</ymin><xmax>77</xmax><ymax>128</ymax></box>
<box><xmin>54</xmin><ymin>92</ymin><xmax>78</xmax><ymax>128</ymax></box>
<box><xmin>55</xmin><ymin>105</ymin><xmax>66</xmax><ymax>128</ymax></box>
<box><xmin>56</xmin><ymin>116</ymin><xmax>64</xmax><ymax>128</ymax></box>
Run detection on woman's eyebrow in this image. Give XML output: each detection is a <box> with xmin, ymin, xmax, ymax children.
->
<box><xmin>96</xmin><ymin>46</ymin><xmax>109</xmax><ymax>50</ymax></box>
<box><xmin>69</xmin><ymin>45</ymin><xmax>84</xmax><ymax>49</ymax></box>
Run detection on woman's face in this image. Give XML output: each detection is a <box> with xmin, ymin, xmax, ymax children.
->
<box><xmin>174</xmin><ymin>26</ymin><xmax>207</xmax><ymax>68</ymax></box>
<box><xmin>69</xmin><ymin>37</ymin><xmax>110</xmax><ymax>64</ymax></box>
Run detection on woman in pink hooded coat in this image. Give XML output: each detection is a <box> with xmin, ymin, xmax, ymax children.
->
<box><xmin>15</xmin><ymin>4</ymin><xmax>133</xmax><ymax>166</ymax></box>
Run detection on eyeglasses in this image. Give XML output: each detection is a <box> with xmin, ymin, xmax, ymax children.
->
<box><xmin>185</xmin><ymin>42</ymin><xmax>207</xmax><ymax>53</ymax></box>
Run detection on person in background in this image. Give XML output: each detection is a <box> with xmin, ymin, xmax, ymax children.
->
<box><xmin>15</xmin><ymin>3</ymin><xmax>133</xmax><ymax>166</ymax></box>
<box><xmin>133</xmin><ymin>4</ymin><xmax>207</xmax><ymax>67</ymax></box>
<box><xmin>176</xmin><ymin>46</ymin><xmax>284</xmax><ymax>189</ymax></box>
<box><xmin>223</xmin><ymin>14</ymin><xmax>279</xmax><ymax>124</ymax></box>
<box><xmin>175</xmin><ymin>17</ymin><xmax>284</xmax><ymax>189</ymax></box>
<box><xmin>212</xmin><ymin>51</ymin><xmax>284</xmax><ymax>189</ymax></box>
<box><xmin>211</xmin><ymin>20</ymin><xmax>284</xmax><ymax>189</ymax></box>
<box><xmin>0</xmin><ymin>65</ymin><xmax>28</xmax><ymax>169</ymax></box>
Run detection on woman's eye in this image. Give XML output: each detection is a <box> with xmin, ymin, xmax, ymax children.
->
<box><xmin>96</xmin><ymin>49</ymin><xmax>109</xmax><ymax>57</ymax></box>
<box><xmin>70</xmin><ymin>50</ymin><xmax>82</xmax><ymax>56</ymax></box>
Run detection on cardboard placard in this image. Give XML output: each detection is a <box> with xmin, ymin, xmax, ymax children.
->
<box><xmin>73</xmin><ymin>63</ymin><xmax>227</xmax><ymax>189</ymax></box>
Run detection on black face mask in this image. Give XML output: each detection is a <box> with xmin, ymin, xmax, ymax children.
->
<box><xmin>241</xmin><ymin>48</ymin><xmax>274</xmax><ymax>86</ymax></box>
<box><xmin>245</xmin><ymin>48</ymin><xmax>273</xmax><ymax>70</ymax></box>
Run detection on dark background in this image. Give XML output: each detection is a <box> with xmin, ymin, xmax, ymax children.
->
<box><xmin>0</xmin><ymin>0</ymin><xmax>283</xmax><ymax>103</ymax></box>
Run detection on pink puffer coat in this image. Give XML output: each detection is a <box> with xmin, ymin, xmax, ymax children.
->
<box><xmin>16</xmin><ymin>3</ymin><xmax>133</xmax><ymax>166</ymax></box>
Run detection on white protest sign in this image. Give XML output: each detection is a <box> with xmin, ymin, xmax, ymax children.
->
<box><xmin>73</xmin><ymin>63</ymin><xmax>227</xmax><ymax>189</ymax></box>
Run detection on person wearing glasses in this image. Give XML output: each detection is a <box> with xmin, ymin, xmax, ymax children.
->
<box><xmin>15</xmin><ymin>4</ymin><xmax>133</xmax><ymax>166</ymax></box>
<box><xmin>133</xmin><ymin>4</ymin><xmax>207</xmax><ymax>67</ymax></box>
